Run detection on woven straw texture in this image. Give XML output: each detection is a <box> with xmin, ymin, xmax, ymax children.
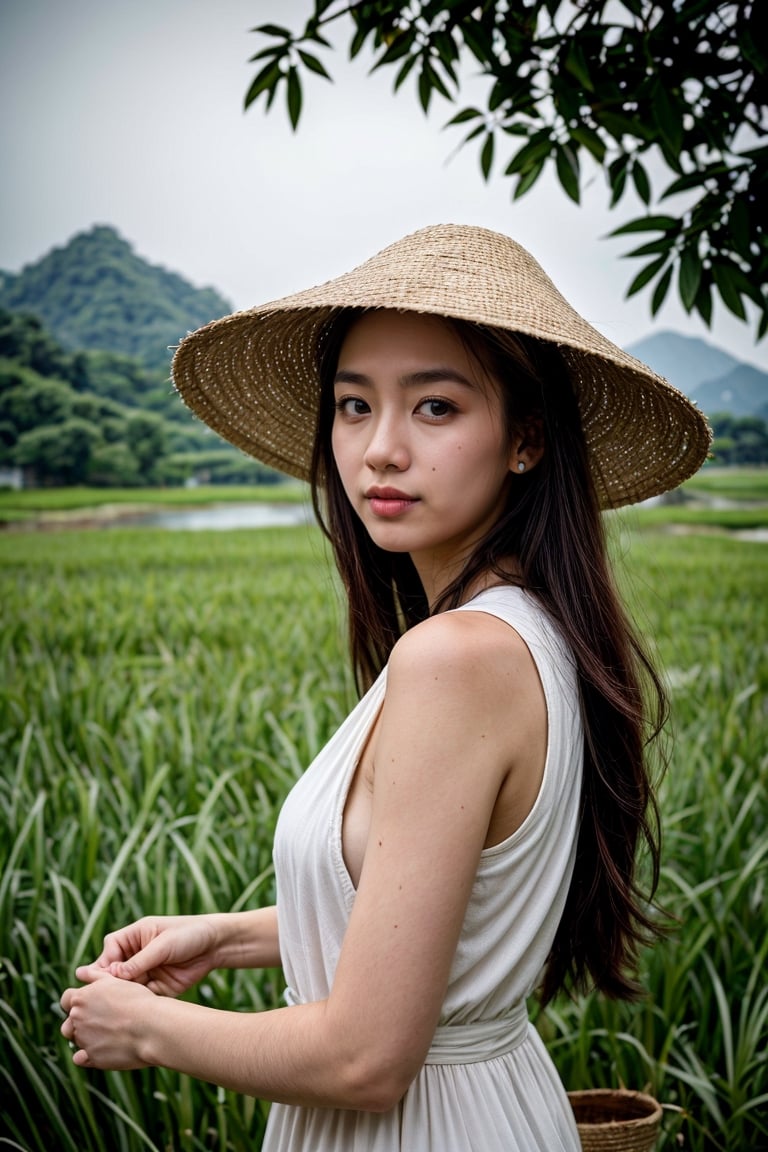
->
<box><xmin>172</xmin><ymin>224</ymin><xmax>711</xmax><ymax>510</ymax></box>
<box><xmin>568</xmin><ymin>1089</ymin><xmax>662</xmax><ymax>1152</ymax></box>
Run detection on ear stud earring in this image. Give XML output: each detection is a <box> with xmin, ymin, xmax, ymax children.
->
<box><xmin>517</xmin><ymin>461</ymin><xmax>526</xmax><ymax>473</ymax></box>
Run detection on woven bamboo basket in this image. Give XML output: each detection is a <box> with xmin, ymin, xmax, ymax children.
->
<box><xmin>568</xmin><ymin>1089</ymin><xmax>662</xmax><ymax>1152</ymax></box>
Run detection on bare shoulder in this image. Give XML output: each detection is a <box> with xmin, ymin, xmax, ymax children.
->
<box><xmin>387</xmin><ymin>607</ymin><xmax>538</xmax><ymax>702</ymax></box>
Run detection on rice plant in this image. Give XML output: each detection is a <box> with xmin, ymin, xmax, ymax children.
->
<box><xmin>539</xmin><ymin>532</ymin><xmax>768</xmax><ymax>1150</ymax></box>
<box><xmin>1</xmin><ymin>523</ymin><xmax>765</xmax><ymax>1150</ymax></box>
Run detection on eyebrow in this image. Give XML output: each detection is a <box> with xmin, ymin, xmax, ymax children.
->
<box><xmin>333</xmin><ymin>367</ymin><xmax>478</xmax><ymax>390</ymax></box>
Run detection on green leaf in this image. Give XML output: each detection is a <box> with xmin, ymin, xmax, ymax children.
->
<box><xmin>599</xmin><ymin>112</ymin><xmax>652</xmax><ymax>143</ymax></box>
<box><xmin>370</xmin><ymin>31</ymin><xmax>415</xmax><ymax>70</ymax></box>
<box><xmin>513</xmin><ymin>159</ymin><xmax>545</xmax><ymax>199</ymax></box>
<box><xmin>563</xmin><ymin>41</ymin><xmax>594</xmax><ymax>92</ymax></box>
<box><xmin>608</xmin><ymin>156</ymin><xmax>629</xmax><ymax>207</ymax></box>
<box><xmin>480</xmin><ymin>133</ymin><xmax>495</xmax><ymax>181</ymax></box>
<box><xmin>394</xmin><ymin>53</ymin><xmax>418</xmax><ymax>92</ymax></box>
<box><xmin>694</xmin><ymin>276</ymin><xmax>713</xmax><ymax>327</ymax></box>
<box><xmin>712</xmin><ymin>262</ymin><xmax>747</xmax><ymax>321</ymax></box>
<box><xmin>306</xmin><ymin>28</ymin><xmax>333</xmax><ymax>49</ymax></box>
<box><xmin>689</xmin><ymin>196</ymin><xmax>722</xmax><ymax>231</ymax></box>
<box><xmin>727</xmin><ymin>197</ymin><xmax>751</xmax><ymax>261</ymax></box>
<box><xmin>631</xmin><ymin>161</ymin><xmax>651</xmax><ymax>206</ymax></box>
<box><xmin>657</xmin><ymin>134</ymin><xmax>684</xmax><ymax>176</ymax></box>
<box><xmin>651</xmin><ymin>264</ymin><xmax>674</xmax><ymax>316</ymax></box>
<box><xmin>504</xmin><ymin>136</ymin><xmax>553</xmax><ymax>176</ymax></box>
<box><xmin>462</xmin><ymin>123</ymin><xmax>486</xmax><ymax>145</ymax></box>
<box><xmin>569</xmin><ymin>126</ymin><xmax>606</xmax><ymax>164</ymax></box>
<box><xmin>248</xmin><ymin>45</ymin><xmax>286</xmax><ymax>63</ymax></box>
<box><xmin>651</xmin><ymin>81</ymin><xmax>683</xmax><ymax>156</ymax></box>
<box><xmin>501</xmin><ymin>122</ymin><xmax>533</xmax><ymax>138</ymax></box>
<box><xmin>624</xmin><ymin>238</ymin><xmax>672</xmax><ymax>259</ymax></box>
<box><xmin>553</xmin><ymin>79</ymin><xmax>581</xmax><ymax>126</ymax></box>
<box><xmin>244</xmin><ymin>60</ymin><xmax>282</xmax><ymax>111</ymax></box>
<box><xmin>251</xmin><ymin>24</ymin><xmax>291</xmax><ymax>39</ymax></box>
<box><xmin>488</xmin><ymin>78</ymin><xmax>507</xmax><ymax>113</ymax></box>
<box><xmin>610</xmin><ymin>215</ymin><xmax>679</xmax><ymax>237</ymax></box>
<box><xmin>679</xmin><ymin>248</ymin><xmax>703</xmax><ymax>311</ymax></box>
<box><xmin>286</xmin><ymin>66</ymin><xmax>302</xmax><ymax>130</ymax></box>
<box><xmin>608</xmin><ymin>155</ymin><xmax>629</xmax><ymax>183</ymax></box>
<box><xmin>555</xmin><ymin>145</ymin><xmax>580</xmax><ymax>203</ymax></box>
<box><xmin>349</xmin><ymin>24</ymin><xmax>370</xmax><ymax>59</ymax></box>
<box><xmin>434</xmin><ymin>29</ymin><xmax>460</xmax><ymax>73</ymax></box>
<box><xmin>712</xmin><ymin>258</ymin><xmax>762</xmax><ymax>307</ymax></box>
<box><xmin>661</xmin><ymin>170</ymin><xmax>709</xmax><ymax>198</ymax></box>
<box><xmin>445</xmin><ymin>107</ymin><xmax>483</xmax><ymax>126</ymax></box>
<box><xmin>461</xmin><ymin>21</ymin><xmax>493</xmax><ymax>64</ymax></box>
<box><xmin>626</xmin><ymin>254</ymin><xmax>668</xmax><ymax>298</ymax></box>
<box><xmin>424</xmin><ymin>59</ymin><xmax>452</xmax><ymax>101</ymax></box>
<box><xmin>609</xmin><ymin>167</ymin><xmax>628</xmax><ymax>207</ymax></box>
<box><xmin>418</xmin><ymin>65</ymin><xmax>432</xmax><ymax>114</ymax></box>
<box><xmin>297</xmin><ymin>50</ymin><xmax>332</xmax><ymax>81</ymax></box>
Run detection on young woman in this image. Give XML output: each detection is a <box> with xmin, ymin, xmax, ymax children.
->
<box><xmin>60</xmin><ymin>225</ymin><xmax>711</xmax><ymax>1150</ymax></box>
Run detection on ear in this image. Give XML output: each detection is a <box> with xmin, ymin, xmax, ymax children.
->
<box><xmin>508</xmin><ymin>417</ymin><xmax>545</xmax><ymax>475</ymax></box>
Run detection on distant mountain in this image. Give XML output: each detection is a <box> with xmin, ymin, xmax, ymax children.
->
<box><xmin>693</xmin><ymin>364</ymin><xmax>768</xmax><ymax>421</ymax></box>
<box><xmin>0</xmin><ymin>226</ymin><xmax>231</xmax><ymax>373</ymax></box>
<box><xmin>626</xmin><ymin>330</ymin><xmax>767</xmax><ymax>418</ymax></box>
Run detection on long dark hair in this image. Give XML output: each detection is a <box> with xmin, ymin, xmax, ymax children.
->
<box><xmin>310</xmin><ymin>309</ymin><xmax>667</xmax><ymax>1004</ymax></box>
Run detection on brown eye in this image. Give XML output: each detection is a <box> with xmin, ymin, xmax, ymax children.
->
<box><xmin>335</xmin><ymin>397</ymin><xmax>370</xmax><ymax>417</ymax></box>
<box><xmin>417</xmin><ymin>398</ymin><xmax>455</xmax><ymax>418</ymax></box>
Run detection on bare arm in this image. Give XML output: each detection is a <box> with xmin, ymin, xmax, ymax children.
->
<box><xmin>78</xmin><ymin>908</ymin><xmax>281</xmax><ymax>997</ymax></box>
<box><xmin>62</xmin><ymin>613</ymin><xmax>543</xmax><ymax>1111</ymax></box>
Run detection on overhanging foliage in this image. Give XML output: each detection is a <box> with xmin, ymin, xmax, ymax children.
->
<box><xmin>245</xmin><ymin>1</ymin><xmax>767</xmax><ymax>339</ymax></box>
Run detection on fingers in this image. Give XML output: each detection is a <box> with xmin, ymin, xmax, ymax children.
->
<box><xmin>72</xmin><ymin>942</ymin><xmax>161</xmax><ymax>996</ymax></box>
<box><xmin>85</xmin><ymin>919</ymin><xmax>156</xmax><ymax>970</ymax></box>
<box><xmin>61</xmin><ymin>1012</ymin><xmax>90</xmax><ymax>1067</ymax></box>
<box><xmin>60</xmin><ymin>1008</ymin><xmax>75</xmax><ymax>1042</ymax></box>
<box><xmin>77</xmin><ymin>921</ymin><xmax>156</xmax><ymax>981</ymax></box>
<box><xmin>60</xmin><ymin>987</ymin><xmax>84</xmax><ymax>1062</ymax></box>
<box><xmin>75</xmin><ymin>959</ymin><xmax>149</xmax><ymax>985</ymax></box>
<box><xmin>72</xmin><ymin>965</ymin><xmax>111</xmax><ymax>985</ymax></box>
<box><xmin>102</xmin><ymin>935</ymin><xmax>169</xmax><ymax>982</ymax></box>
<box><xmin>60</xmin><ymin>969</ymin><xmax>110</xmax><ymax>1030</ymax></box>
<box><xmin>85</xmin><ymin>931</ymin><xmax>129</xmax><ymax>969</ymax></box>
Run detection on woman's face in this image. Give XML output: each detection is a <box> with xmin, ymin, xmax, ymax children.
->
<box><xmin>331</xmin><ymin>310</ymin><xmax>521</xmax><ymax>592</ymax></box>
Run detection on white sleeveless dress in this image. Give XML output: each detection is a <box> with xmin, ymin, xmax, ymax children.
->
<box><xmin>264</xmin><ymin>586</ymin><xmax>583</xmax><ymax>1151</ymax></box>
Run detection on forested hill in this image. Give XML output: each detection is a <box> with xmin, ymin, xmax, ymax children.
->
<box><xmin>0</xmin><ymin>226</ymin><xmax>231</xmax><ymax>373</ymax></box>
<box><xmin>0</xmin><ymin>309</ymin><xmax>281</xmax><ymax>487</ymax></box>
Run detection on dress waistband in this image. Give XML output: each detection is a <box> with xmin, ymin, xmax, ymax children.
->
<box><xmin>284</xmin><ymin>987</ymin><xmax>529</xmax><ymax>1066</ymax></box>
<box><xmin>423</xmin><ymin>1002</ymin><xmax>529</xmax><ymax>1065</ymax></box>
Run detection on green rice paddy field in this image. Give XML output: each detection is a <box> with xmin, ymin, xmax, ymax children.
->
<box><xmin>1</xmin><ymin>493</ymin><xmax>766</xmax><ymax>1150</ymax></box>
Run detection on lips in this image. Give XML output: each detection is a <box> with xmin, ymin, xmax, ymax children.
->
<box><xmin>364</xmin><ymin>486</ymin><xmax>419</xmax><ymax>518</ymax></box>
<box><xmin>365</xmin><ymin>486</ymin><xmax>416</xmax><ymax>501</ymax></box>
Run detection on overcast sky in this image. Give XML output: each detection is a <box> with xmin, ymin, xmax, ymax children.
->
<box><xmin>2</xmin><ymin>0</ymin><xmax>765</xmax><ymax>371</ymax></box>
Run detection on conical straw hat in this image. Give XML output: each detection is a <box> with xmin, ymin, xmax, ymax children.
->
<box><xmin>172</xmin><ymin>224</ymin><xmax>711</xmax><ymax>509</ymax></box>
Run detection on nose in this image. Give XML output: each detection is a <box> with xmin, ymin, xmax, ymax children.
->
<box><xmin>363</xmin><ymin>412</ymin><xmax>410</xmax><ymax>472</ymax></box>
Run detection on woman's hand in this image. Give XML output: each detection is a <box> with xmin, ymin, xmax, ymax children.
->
<box><xmin>60</xmin><ymin>969</ymin><xmax>155</xmax><ymax>1069</ymax></box>
<box><xmin>79</xmin><ymin>915</ymin><xmax>221</xmax><ymax>997</ymax></box>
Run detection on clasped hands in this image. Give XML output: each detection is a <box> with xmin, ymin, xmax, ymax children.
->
<box><xmin>59</xmin><ymin>914</ymin><xmax>218</xmax><ymax>1070</ymax></box>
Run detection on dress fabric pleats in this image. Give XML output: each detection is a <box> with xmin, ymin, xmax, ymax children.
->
<box><xmin>264</xmin><ymin>586</ymin><xmax>584</xmax><ymax>1151</ymax></box>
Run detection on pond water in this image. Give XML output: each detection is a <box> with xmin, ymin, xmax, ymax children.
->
<box><xmin>114</xmin><ymin>502</ymin><xmax>315</xmax><ymax>531</ymax></box>
<box><xmin>97</xmin><ymin>497</ymin><xmax>767</xmax><ymax>540</ymax></box>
